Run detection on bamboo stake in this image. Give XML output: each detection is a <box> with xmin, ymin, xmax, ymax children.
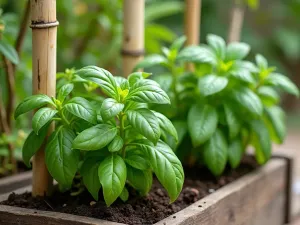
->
<box><xmin>185</xmin><ymin>0</ymin><xmax>201</xmax><ymax>46</ymax></box>
<box><xmin>31</xmin><ymin>0</ymin><xmax>58</xmax><ymax>196</ymax></box>
<box><xmin>122</xmin><ymin>0</ymin><xmax>145</xmax><ymax>77</ymax></box>
<box><xmin>228</xmin><ymin>2</ymin><xmax>245</xmax><ymax>43</ymax></box>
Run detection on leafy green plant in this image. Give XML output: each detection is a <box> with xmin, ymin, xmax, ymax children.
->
<box><xmin>15</xmin><ymin>66</ymin><xmax>184</xmax><ymax>206</ymax></box>
<box><xmin>135</xmin><ymin>34</ymin><xmax>299</xmax><ymax>176</ymax></box>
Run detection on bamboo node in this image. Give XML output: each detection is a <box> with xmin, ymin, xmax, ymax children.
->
<box><xmin>30</xmin><ymin>21</ymin><xmax>59</xmax><ymax>29</ymax></box>
<box><xmin>121</xmin><ymin>49</ymin><xmax>145</xmax><ymax>57</ymax></box>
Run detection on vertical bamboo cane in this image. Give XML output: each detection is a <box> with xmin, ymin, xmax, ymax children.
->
<box><xmin>228</xmin><ymin>2</ymin><xmax>245</xmax><ymax>43</ymax></box>
<box><xmin>31</xmin><ymin>0</ymin><xmax>58</xmax><ymax>196</ymax></box>
<box><xmin>185</xmin><ymin>0</ymin><xmax>201</xmax><ymax>71</ymax></box>
<box><xmin>122</xmin><ymin>0</ymin><xmax>145</xmax><ymax>77</ymax></box>
<box><xmin>185</xmin><ymin>0</ymin><xmax>201</xmax><ymax>45</ymax></box>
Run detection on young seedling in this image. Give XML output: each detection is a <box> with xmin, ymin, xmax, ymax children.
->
<box><xmin>135</xmin><ymin>34</ymin><xmax>299</xmax><ymax>176</ymax></box>
<box><xmin>15</xmin><ymin>66</ymin><xmax>184</xmax><ymax>206</ymax></box>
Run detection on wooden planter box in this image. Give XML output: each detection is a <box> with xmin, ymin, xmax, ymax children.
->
<box><xmin>0</xmin><ymin>158</ymin><xmax>291</xmax><ymax>225</ymax></box>
<box><xmin>0</xmin><ymin>171</ymin><xmax>32</xmax><ymax>194</ymax></box>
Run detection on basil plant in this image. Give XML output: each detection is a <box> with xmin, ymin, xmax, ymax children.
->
<box><xmin>135</xmin><ymin>34</ymin><xmax>299</xmax><ymax>176</ymax></box>
<box><xmin>15</xmin><ymin>66</ymin><xmax>184</xmax><ymax>206</ymax></box>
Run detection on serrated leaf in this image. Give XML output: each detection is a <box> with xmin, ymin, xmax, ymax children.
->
<box><xmin>264</xmin><ymin>106</ymin><xmax>286</xmax><ymax>144</ymax></box>
<box><xmin>127</xmin><ymin>79</ymin><xmax>170</xmax><ymax>104</ymax></box>
<box><xmin>224</xmin><ymin>103</ymin><xmax>241</xmax><ymax>139</ymax></box>
<box><xmin>203</xmin><ymin>129</ymin><xmax>228</xmax><ymax>176</ymax></box>
<box><xmin>152</xmin><ymin>111</ymin><xmax>178</xmax><ymax>143</ymax></box>
<box><xmin>64</xmin><ymin>97</ymin><xmax>97</xmax><ymax>124</ymax></box>
<box><xmin>45</xmin><ymin>127</ymin><xmax>79</xmax><ymax>188</ymax></box>
<box><xmin>15</xmin><ymin>94</ymin><xmax>54</xmax><ymax>119</ymax></box>
<box><xmin>81</xmin><ymin>158</ymin><xmax>102</xmax><ymax>200</ymax></box>
<box><xmin>73</xmin><ymin>124</ymin><xmax>117</xmax><ymax>151</ymax></box>
<box><xmin>0</xmin><ymin>39</ymin><xmax>19</xmax><ymax>64</ymax></box>
<box><xmin>207</xmin><ymin>34</ymin><xmax>226</xmax><ymax>59</ymax></box>
<box><xmin>127</xmin><ymin>166</ymin><xmax>152</xmax><ymax>196</ymax></box>
<box><xmin>264</xmin><ymin>73</ymin><xmax>299</xmax><ymax>97</ymax></box>
<box><xmin>100</xmin><ymin>98</ymin><xmax>124</xmax><ymax>121</ymax></box>
<box><xmin>126</xmin><ymin>109</ymin><xmax>161</xmax><ymax>144</ymax></box>
<box><xmin>57</xmin><ymin>83</ymin><xmax>74</xmax><ymax>102</ymax></box>
<box><xmin>226</xmin><ymin>42</ymin><xmax>250</xmax><ymax>61</ymax></box>
<box><xmin>228</xmin><ymin>139</ymin><xmax>243</xmax><ymax>169</ymax></box>
<box><xmin>32</xmin><ymin>108</ymin><xmax>57</xmax><ymax>134</ymax></box>
<box><xmin>108</xmin><ymin>135</ymin><xmax>124</xmax><ymax>152</ymax></box>
<box><xmin>198</xmin><ymin>74</ymin><xmax>228</xmax><ymax>96</ymax></box>
<box><xmin>76</xmin><ymin>66</ymin><xmax>118</xmax><ymax>98</ymax></box>
<box><xmin>250</xmin><ymin>120</ymin><xmax>271</xmax><ymax>164</ymax></box>
<box><xmin>231</xmin><ymin>87</ymin><xmax>263</xmax><ymax>116</ymax></box>
<box><xmin>188</xmin><ymin>104</ymin><xmax>218</xmax><ymax>147</ymax></box>
<box><xmin>98</xmin><ymin>154</ymin><xmax>127</xmax><ymax>206</ymax></box>
<box><xmin>133</xmin><ymin>55</ymin><xmax>168</xmax><ymax>71</ymax></box>
<box><xmin>22</xmin><ymin>124</ymin><xmax>50</xmax><ymax>167</ymax></box>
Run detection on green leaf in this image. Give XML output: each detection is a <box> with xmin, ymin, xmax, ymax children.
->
<box><xmin>57</xmin><ymin>83</ymin><xmax>74</xmax><ymax>103</ymax></box>
<box><xmin>100</xmin><ymin>98</ymin><xmax>124</xmax><ymax>121</ymax></box>
<box><xmin>226</xmin><ymin>42</ymin><xmax>250</xmax><ymax>61</ymax></box>
<box><xmin>64</xmin><ymin>97</ymin><xmax>97</xmax><ymax>124</ymax></box>
<box><xmin>151</xmin><ymin>74</ymin><xmax>173</xmax><ymax>92</ymax></box>
<box><xmin>81</xmin><ymin>158</ymin><xmax>102</xmax><ymax>200</ymax></box>
<box><xmin>177</xmin><ymin>46</ymin><xmax>217</xmax><ymax>65</ymax></box>
<box><xmin>207</xmin><ymin>34</ymin><xmax>226</xmax><ymax>59</ymax></box>
<box><xmin>73</xmin><ymin>124</ymin><xmax>117</xmax><ymax>151</ymax></box>
<box><xmin>98</xmin><ymin>154</ymin><xmax>127</xmax><ymax>206</ymax></box>
<box><xmin>134</xmin><ymin>55</ymin><xmax>168</xmax><ymax>71</ymax></box>
<box><xmin>76</xmin><ymin>66</ymin><xmax>118</xmax><ymax>98</ymax></box>
<box><xmin>250</xmin><ymin>120</ymin><xmax>271</xmax><ymax>164</ymax></box>
<box><xmin>127</xmin><ymin>79</ymin><xmax>170</xmax><ymax>104</ymax></box>
<box><xmin>15</xmin><ymin>94</ymin><xmax>54</xmax><ymax>119</ymax></box>
<box><xmin>170</xmin><ymin>36</ymin><xmax>186</xmax><ymax>51</ymax></box>
<box><xmin>128</xmin><ymin>72</ymin><xmax>152</xmax><ymax>87</ymax></box>
<box><xmin>152</xmin><ymin>111</ymin><xmax>178</xmax><ymax>143</ymax></box>
<box><xmin>0</xmin><ymin>39</ymin><xmax>19</xmax><ymax>64</ymax></box>
<box><xmin>264</xmin><ymin>73</ymin><xmax>299</xmax><ymax>97</ymax></box>
<box><xmin>32</xmin><ymin>108</ymin><xmax>57</xmax><ymax>134</ymax></box>
<box><xmin>125</xmin><ymin>149</ymin><xmax>150</xmax><ymax>170</ymax></box>
<box><xmin>45</xmin><ymin>127</ymin><xmax>80</xmax><ymax>188</ymax></box>
<box><xmin>264</xmin><ymin>106</ymin><xmax>286</xmax><ymax>144</ymax></box>
<box><xmin>22</xmin><ymin>124</ymin><xmax>50</xmax><ymax>167</ymax></box>
<box><xmin>257</xmin><ymin>86</ymin><xmax>279</xmax><ymax>106</ymax></box>
<box><xmin>229</xmin><ymin>67</ymin><xmax>255</xmax><ymax>83</ymax></box>
<box><xmin>126</xmin><ymin>109</ymin><xmax>160</xmax><ymax>144</ymax></box>
<box><xmin>198</xmin><ymin>74</ymin><xmax>228</xmax><ymax>96</ymax></box>
<box><xmin>255</xmin><ymin>54</ymin><xmax>268</xmax><ymax>70</ymax></box>
<box><xmin>188</xmin><ymin>104</ymin><xmax>218</xmax><ymax>147</ymax></box>
<box><xmin>203</xmin><ymin>129</ymin><xmax>228</xmax><ymax>176</ymax></box>
<box><xmin>115</xmin><ymin>76</ymin><xmax>130</xmax><ymax>90</ymax></box>
<box><xmin>127</xmin><ymin>165</ymin><xmax>152</xmax><ymax>196</ymax></box>
<box><xmin>108</xmin><ymin>135</ymin><xmax>124</xmax><ymax>152</ymax></box>
<box><xmin>119</xmin><ymin>187</ymin><xmax>129</xmax><ymax>202</ymax></box>
<box><xmin>231</xmin><ymin>87</ymin><xmax>263</xmax><ymax>116</ymax></box>
<box><xmin>228</xmin><ymin>139</ymin><xmax>243</xmax><ymax>169</ymax></box>
<box><xmin>224</xmin><ymin>103</ymin><xmax>241</xmax><ymax>139</ymax></box>
<box><xmin>141</xmin><ymin>140</ymin><xmax>183</xmax><ymax>202</ymax></box>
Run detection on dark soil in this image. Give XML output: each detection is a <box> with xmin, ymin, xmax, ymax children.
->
<box><xmin>0</xmin><ymin>161</ymin><xmax>30</xmax><ymax>179</ymax></box>
<box><xmin>1</xmin><ymin>156</ymin><xmax>258</xmax><ymax>225</ymax></box>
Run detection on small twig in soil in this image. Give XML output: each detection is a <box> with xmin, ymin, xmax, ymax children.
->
<box><xmin>44</xmin><ymin>200</ymin><xmax>54</xmax><ymax>210</ymax></box>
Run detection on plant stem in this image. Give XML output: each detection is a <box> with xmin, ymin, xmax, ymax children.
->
<box><xmin>119</xmin><ymin>112</ymin><xmax>126</xmax><ymax>158</ymax></box>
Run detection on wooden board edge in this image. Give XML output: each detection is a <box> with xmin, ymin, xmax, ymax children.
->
<box><xmin>0</xmin><ymin>171</ymin><xmax>32</xmax><ymax>194</ymax></box>
<box><xmin>155</xmin><ymin>158</ymin><xmax>287</xmax><ymax>225</ymax></box>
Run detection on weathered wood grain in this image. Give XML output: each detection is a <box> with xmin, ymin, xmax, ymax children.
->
<box><xmin>0</xmin><ymin>171</ymin><xmax>32</xmax><ymax>194</ymax></box>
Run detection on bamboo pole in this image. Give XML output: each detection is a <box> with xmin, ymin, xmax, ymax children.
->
<box><xmin>122</xmin><ymin>0</ymin><xmax>145</xmax><ymax>77</ymax></box>
<box><xmin>185</xmin><ymin>0</ymin><xmax>201</xmax><ymax>45</ymax></box>
<box><xmin>228</xmin><ymin>2</ymin><xmax>245</xmax><ymax>43</ymax></box>
<box><xmin>31</xmin><ymin>0</ymin><xmax>58</xmax><ymax>196</ymax></box>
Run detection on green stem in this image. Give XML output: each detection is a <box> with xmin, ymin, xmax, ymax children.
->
<box><xmin>119</xmin><ymin>112</ymin><xmax>126</xmax><ymax>158</ymax></box>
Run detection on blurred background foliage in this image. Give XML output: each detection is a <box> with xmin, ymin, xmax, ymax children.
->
<box><xmin>0</xmin><ymin>0</ymin><xmax>300</xmax><ymax>154</ymax></box>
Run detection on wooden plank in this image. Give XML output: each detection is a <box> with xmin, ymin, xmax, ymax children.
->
<box><xmin>0</xmin><ymin>171</ymin><xmax>32</xmax><ymax>194</ymax></box>
<box><xmin>156</xmin><ymin>159</ymin><xmax>287</xmax><ymax>225</ymax></box>
<box><xmin>0</xmin><ymin>159</ymin><xmax>287</xmax><ymax>225</ymax></box>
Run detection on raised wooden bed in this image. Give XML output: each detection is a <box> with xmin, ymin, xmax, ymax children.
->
<box><xmin>0</xmin><ymin>171</ymin><xmax>32</xmax><ymax>194</ymax></box>
<box><xmin>0</xmin><ymin>158</ymin><xmax>291</xmax><ymax>225</ymax></box>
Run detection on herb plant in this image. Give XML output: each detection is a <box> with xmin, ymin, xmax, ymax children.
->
<box><xmin>15</xmin><ymin>66</ymin><xmax>184</xmax><ymax>206</ymax></box>
<box><xmin>134</xmin><ymin>34</ymin><xmax>299</xmax><ymax>176</ymax></box>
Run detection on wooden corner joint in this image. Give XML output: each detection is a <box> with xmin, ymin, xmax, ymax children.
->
<box><xmin>30</xmin><ymin>21</ymin><xmax>59</xmax><ymax>29</ymax></box>
<box><xmin>121</xmin><ymin>49</ymin><xmax>145</xmax><ymax>57</ymax></box>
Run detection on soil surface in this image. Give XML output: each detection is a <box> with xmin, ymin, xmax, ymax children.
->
<box><xmin>0</xmin><ymin>161</ymin><xmax>29</xmax><ymax>179</ymax></box>
<box><xmin>1</xmin><ymin>156</ymin><xmax>258</xmax><ymax>225</ymax></box>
